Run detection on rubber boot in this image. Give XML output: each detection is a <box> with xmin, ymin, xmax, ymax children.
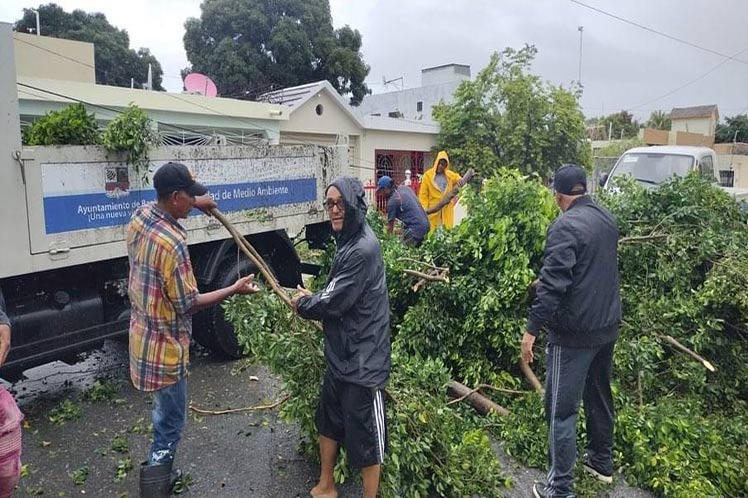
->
<box><xmin>139</xmin><ymin>460</ymin><xmax>172</xmax><ymax>498</ymax></box>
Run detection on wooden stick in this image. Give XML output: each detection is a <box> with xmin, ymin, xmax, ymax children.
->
<box><xmin>397</xmin><ymin>257</ymin><xmax>449</xmax><ymax>272</ymax></box>
<box><xmin>424</xmin><ymin>168</ymin><xmax>475</xmax><ymax>215</ymax></box>
<box><xmin>519</xmin><ymin>359</ymin><xmax>544</xmax><ymax>393</ymax></box>
<box><xmin>189</xmin><ymin>394</ymin><xmax>290</xmax><ymax>416</ymax></box>
<box><xmin>657</xmin><ymin>334</ymin><xmax>716</xmax><ymax>372</ymax></box>
<box><xmin>446</xmin><ymin>383</ymin><xmax>529</xmax><ymax>406</ymax></box>
<box><xmin>619</xmin><ymin>234</ymin><xmax>667</xmax><ymax>244</ymax></box>
<box><xmin>209</xmin><ymin>208</ymin><xmax>291</xmax><ymax>306</ymax></box>
<box><xmin>404</xmin><ymin>269</ymin><xmax>449</xmax><ymax>283</ymax></box>
<box><xmin>447</xmin><ymin>380</ymin><xmax>509</xmax><ymax>416</ymax></box>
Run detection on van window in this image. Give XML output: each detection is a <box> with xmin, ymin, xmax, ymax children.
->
<box><xmin>698</xmin><ymin>155</ymin><xmax>715</xmax><ymax>181</ymax></box>
<box><xmin>610</xmin><ymin>153</ymin><xmax>694</xmax><ymax>186</ymax></box>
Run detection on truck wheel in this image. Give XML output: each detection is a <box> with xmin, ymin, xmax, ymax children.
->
<box><xmin>193</xmin><ymin>256</ymin><xmax>269</xmax><ymax>359</ymax></box>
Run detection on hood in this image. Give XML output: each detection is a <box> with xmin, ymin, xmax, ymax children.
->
<box><xmin>327</xmin><ymin>176</ymin><xmax>368</xmax><ymax>245</ymax></box>
<box><xmin>429</xmin><ymin>150</ymin><xmax>451</xmax><ymax>172</ymax></box>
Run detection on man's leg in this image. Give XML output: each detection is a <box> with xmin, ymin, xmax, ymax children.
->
<box><xmin>312</xmin><ymin>372</ymin><xmax>344</xmax><ymax>498</ymax></box>
<box><xmin>311</xmin><ymin>435</ymin><xmax>339</xmax><ymax>498</ymax></box>
<box><xmin>149</xmin><ymin>378</ymin><xmax>187</xmax><ymax>465</ymax></box>
<box><xmin>361</xmin><ymin>464</ymin><xmax>381</xmax><ymax>498</ymax></box>
<box><xmin>544</xmin><ymin>344</ymin><xmax>595</xmax><ymax>497</ymax></box>
<box><xmin>583</xmin><ymin>341</ymin><xmax>616</xmax><ymax>479</ymax></box>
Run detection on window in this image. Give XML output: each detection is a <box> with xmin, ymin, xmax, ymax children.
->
<box><xmin>719</xmin><ymin>170</ymin><xmax>735</xmax><ymax>187</ymax></box>
<box><xmin>416</xmin><ymin>101</ymin><xmax>423</xmax><ymax>112</ymax></box>
<box><xmin>698</xmin><ymin>155</ymin><xmax>715</xmax><ymax>181</ymax></box>
<box><xmin>388</xmin><ymin>111</ymin><xmax>403</xmax><ymax>118</ymax></box>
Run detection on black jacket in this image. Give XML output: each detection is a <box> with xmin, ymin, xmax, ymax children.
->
<box><xmin>526</xmin><ymin>196</ymin><xmax>621</xmax><ymax>348</ymax></box>
<box><xmin>297</xmin><ymin>177</ymin><xmax>391</xmax><ymax>387</ymax></box>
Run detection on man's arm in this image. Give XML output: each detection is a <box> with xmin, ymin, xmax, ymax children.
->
<box><xmin>525</xmin><ymin>221</ymin><xmax>578</xmax><ymax>336</ymax></box>
<box><xmin>0</xmin><ymin>309</ymin><xmax>10</xmax><ymax>367</ymax></box>
<box><xmin>192</xmin><ymin>274</ymin><xmax>260</xmax><ymax>312</ymax></box>
<box><xmin>293</xmin><ymin>252</ymin><xmax>366</xmax><ymax>321</ymax></box>
<box><xmin>386</xmin><ymin>195</ymin><xmax>398</xmax><ymax>234</ymax></box>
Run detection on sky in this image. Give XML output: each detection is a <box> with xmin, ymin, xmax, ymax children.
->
<box><xmin>2</xmin><ymin>0</ymin><xmax>747</xmax><ymax>121</ymax></box>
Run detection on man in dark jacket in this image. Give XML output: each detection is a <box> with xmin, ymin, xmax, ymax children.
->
<box><xmin>377</xmin><ymin>175</ymin><xmax>430</xmax><ymax>246</ymax></box>
<box><xmin>521</xmin><ymin>164</ymin><xmax>621</xmax><ymax>498</ymax></box>
<box><xmin>291</xmin><ymin>176</ymin><xmax>391</xmax><ymax>498</ymax></box>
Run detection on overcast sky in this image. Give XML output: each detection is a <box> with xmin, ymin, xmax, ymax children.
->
<box><xmin>2</xmin><ymin>0</ymin><xmax>747</xmax><ymax>120</ymax></box>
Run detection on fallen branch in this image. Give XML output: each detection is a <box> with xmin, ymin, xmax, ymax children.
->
<box><xmin>446</xmin><ymin>383</ymin><xmax>528</xmax><ymax>406</ymax></box>
<box><xmin>519</xmin><ymin>359</ymin><xmax>544</xmax><ymax>393</ymax></box>
<box><xmin>447</xmin><ymin>381</ymin><xmax>509</xmax><ymax>416</ymax></box>
<box><xmin>397</xmin><ymin>257</ymin><xmax>449</xmax><ymax>272</ymax></box>
<box><xmin>657</xmin><ymin>334</ymin><xmax>716</xmax><ymax>372</ymax></box>
<box><xmin>189</xmin><ymin>394</ymin><xmax>290</xmax><ymax>416</ymax></box>
<box><xmin>619</xmin><ymin>234</ymin><xmax>668</xmax><ymax>244</ymax></box>
<box><xmin>403</xmin><ymin>269</ymin><xmax>449</xmax><ymax>283</ymax></box>
<box><xmin>425</xmin><ymin>168</ymin><xmax>475</xmax><ymax>215</ymax></box>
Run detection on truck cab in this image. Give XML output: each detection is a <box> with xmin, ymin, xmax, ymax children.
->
<box><xmin>601</xmin><ymin>145</ymin><xmax>748</xmax><ymax>202</ymax></box>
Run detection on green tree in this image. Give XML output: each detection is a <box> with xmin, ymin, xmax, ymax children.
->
<box><xmin>183</xmin><ymin>0</ymin><xmax>370</xmax><ymax>104</ymax></box>
<box><xmin>715</xmin><ymin>114</ymin><xmax>748</xmax><ymax>143</ymax></box>
<box><xmin>432</xmin><ymin>45</ymin><xmax>590</xmax><ymax>179</ymax></box>
<box><xmin>597</xmin><ymin>110</ymin><xmax>641</xmax><ymax>139</ymax></box>
<box><xmin>15</xmin><ymin>3</ymin><xmax>164</xmax><ymax>91</ymax></box>
<box><xmin>645</xmin><ymin>110</ymin><xmax>671</xmax><ymax>130</ymax></box>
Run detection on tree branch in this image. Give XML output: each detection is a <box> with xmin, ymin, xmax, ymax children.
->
<box><xmin>657</xmin><ymin>334</ymin><xmax>716</xmax><ymax>372</ymax></box>
<box><xmin>519</xmin><ymin>359</ymin><xmax>544</xmax><ymax>393</ymax></box>
<box><xmin>447</xmin><ymin>380</ymin><xmax>510</xmax><ymax>416</ymax></box>
<box><xmin>189</xmin><ymin>394</ymin><xmax>290</xmax><ymax>416</ymax></box>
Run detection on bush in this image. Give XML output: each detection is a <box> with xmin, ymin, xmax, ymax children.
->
<box><xmin>24</xmin><ymin>102</ymin><xmax>98</xmax><ymax>146</ymax></box>
<box><xmin>100</xmin><ymin>104</ymin><xmax>157</xmax><ymax>178</ymax></box>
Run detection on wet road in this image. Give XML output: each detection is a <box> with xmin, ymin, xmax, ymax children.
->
<box><xmin>5</xmin><ymin>341</ymin><xmax>651</xmax><ymax>498</ymax></box>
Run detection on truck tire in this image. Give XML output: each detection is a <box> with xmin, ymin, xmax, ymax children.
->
<box><xmin>192</xmin><ymin>256</ymin><xmax>269</xmax><ymax>359</ymax></box>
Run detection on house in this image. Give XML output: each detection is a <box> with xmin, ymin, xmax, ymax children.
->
<box><xmin>14</xmin><ymin>33</ymin><xmax>287</xmax><ymax>144</ymax></box>
<box><xmin>259</xmin><ymin>81</ymin><xmax>439</xmax><ymax>191</ymax></box>
<box><xmin>670</xmin><ymin>105</ymin><xmax>719</xmax><ymax>138</ymax></box>
<box><xmin>355</xmin><ymin>63</ymin><xmax>470</xmax><ymax>123</ymax></box>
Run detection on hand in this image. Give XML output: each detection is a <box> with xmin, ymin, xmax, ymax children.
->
<box><xmin>233</xmin><ymin>274</ymin><xmax>260</xmax><ymax>295</ymax></box>
<box><xmin>194</xmin><ymin>193</ymin><xmax>217</xmax><ymax>214</ymax></box>
<box><xmin>0</xmin><ymin>324</ymin><xmax>11</xmax><ymax>367</ymax></box>
<box><xmin>521</xmin><ymin>331</ymin><xmax>536</xmax><ymax>364</ymax></box>
<box><xmin>291</xmin><ymin>285</ymin><xmax>312</xmax><ymax>312</ymax></box>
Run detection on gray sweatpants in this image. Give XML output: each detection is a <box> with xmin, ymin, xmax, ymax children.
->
<box><xmin>543</xmin><ymin>341</ymin><xmax>615</xmax><ymax>497</ymax></box>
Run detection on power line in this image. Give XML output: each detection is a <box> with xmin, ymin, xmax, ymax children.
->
<box><xmin>629</xmin><ymin>46</ymin><xmax>748</xmax><ymax>110</ymax></box>
<box><xmin>569</xmin><ymin>0</ymin><xmax>748</xmax><ymax>66</ymax></box>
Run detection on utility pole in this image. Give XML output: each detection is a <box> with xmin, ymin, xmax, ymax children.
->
<box><xmin>577</xmin><ymin>26</ymin><xmax>584</xmax><ymax>85</ymax></box>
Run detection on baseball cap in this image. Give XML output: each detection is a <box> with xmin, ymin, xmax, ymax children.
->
<box><xmin>553</xmin><ymin>164</ymin><xmax>587</xmax><ymax>195</ymax></box>
<box><xmin>376</xmin><ymin>175</ymin><xmax>394</xmax><ymax>191</ymax></box>
<box><xmin>153</xmin><ymin>162</ymin><xmax>207</xmax><ymax>197</ymax></box>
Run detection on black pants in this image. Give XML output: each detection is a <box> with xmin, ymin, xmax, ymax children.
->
<box><xmin>543</xmin><ymin>341</ymin><xmax>615</xmax><ymax>497</ymax></box>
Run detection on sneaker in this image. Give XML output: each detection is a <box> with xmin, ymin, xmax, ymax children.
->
<box><xmin>532</xmin><ymin>482</ymin><xmax>549</xmax><ymax>498</ymax></box>
<box><xmin>582</xmin><ymin>461</ymin><xmax>613</xmax><ymax>484</ymax></box>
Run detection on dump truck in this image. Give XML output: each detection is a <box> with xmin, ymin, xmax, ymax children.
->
<box><xmin>0</xmin><ymin>24</ymin><xmax>344</xmax><ymax>378</ymax></box>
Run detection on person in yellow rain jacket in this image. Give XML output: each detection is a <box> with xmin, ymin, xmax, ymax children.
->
<box><xmin>418</xmin><ymin>150</ymin><xmax>461</xmax><ymax>231</ymax></box>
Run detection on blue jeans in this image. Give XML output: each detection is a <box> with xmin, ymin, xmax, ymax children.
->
<box><xmin>149</xmin><ymin>378</ymin><xmax>187</xmax><ymax>465</ymax></box>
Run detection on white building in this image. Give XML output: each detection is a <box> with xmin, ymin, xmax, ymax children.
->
<box><xmin>355</xmin><ymin>63</ymin><xmax>471</xmax><ymax>124</ymax></box>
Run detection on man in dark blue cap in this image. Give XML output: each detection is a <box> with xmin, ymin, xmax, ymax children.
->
<box><xmin>377</xmin><ymin>175</ymin><xmax>430</xmax><ymax>247</ymax></box>
<box><xmin>521</xmin><ymin>164</ymin><xmax>622</xmax><ymax>498</ymax></box>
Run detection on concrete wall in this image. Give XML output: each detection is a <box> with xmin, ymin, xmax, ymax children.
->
<box><xmin>355</xmin><ymin>80</ymin><xmax>462</xmax><ymax>123</ymax></box>
<box><xmin>14</xmin><ymin>32</ymin><xmax>95</xmax><ymax>83</ymax></box>
<box><xmin>421</xmin><ymin>64</ymin><xmax>471</xmax><ymax>86</ymax></box>
<box><xmin>671</xmin><ymin>116</ymin><xmax>716</xmax><ymax>137</ymax></box>
<box><xmin>358</xmin><ymin>129</ymin><xmax>438</xmax><ymax>182</ymax></box>
<box><xmin>279</xmin><ymin>90</ymin><xmax>361</xmax><ymax>137</ymax></box>
<box><xmin>717</xmin><ymin>154</ymin><xmax>748</xmax><ymax>188</ymax></box>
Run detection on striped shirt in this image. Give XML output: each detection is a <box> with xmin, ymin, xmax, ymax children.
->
<box><xmin>127</xmin><ymin>204</ymin><xmax>199</xmax><ymax>392</ymax></box>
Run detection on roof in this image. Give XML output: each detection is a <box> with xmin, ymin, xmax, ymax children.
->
<box><xmin>258</xmin><ymin>80</ymin><xmax>364</xmax><ymax>127</ymax></box>
<box><xmin>625</xmin><ymin>145</ymin><xmax>714</xmax><ymax>157</ymax></box>
<box><xmin>670</xmin><ymin>105</ymin><xmax>718</xmax><ymax>120</ymax></box>
<box><xmin>17</xmin><ymin>76</ymin><xmax>287</xmax><ymax>124</ymax></box>
<box><xmin>360</xmin><ymin>115</ymin><xmax>439</xmax><ymax>134</ymax></box>
<box><xmin>422</xmin><ymin>63</ymin><xmax>471</xmax><ymax>72</ymax></box>
<box><xmin>259</xmin><ymin>80</ymin><xmax>440</xmax><ymax>134</ymax></box>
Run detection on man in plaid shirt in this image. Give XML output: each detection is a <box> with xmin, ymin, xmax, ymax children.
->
<box><xmin>127</xmin><ymin>162</ymin><xmax>259</xmax><ymax>496</ymax></box>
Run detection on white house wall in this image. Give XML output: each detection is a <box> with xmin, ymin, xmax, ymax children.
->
<box><xmin>358</xmin><ymin>129</ymin><xmax>438</xmax><ymax>182</ymax></box>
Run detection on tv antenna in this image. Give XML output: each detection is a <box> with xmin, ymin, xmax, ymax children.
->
<box><xmin>382</xmin><ymin>75</ymin><xmax>404</xmax><ymax>91</ymax></box>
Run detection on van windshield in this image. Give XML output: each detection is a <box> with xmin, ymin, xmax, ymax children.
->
<box><xmin>610</xmin><ymin>153</ymin><xmax>694</xmax><ymax>186</ymax></box>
